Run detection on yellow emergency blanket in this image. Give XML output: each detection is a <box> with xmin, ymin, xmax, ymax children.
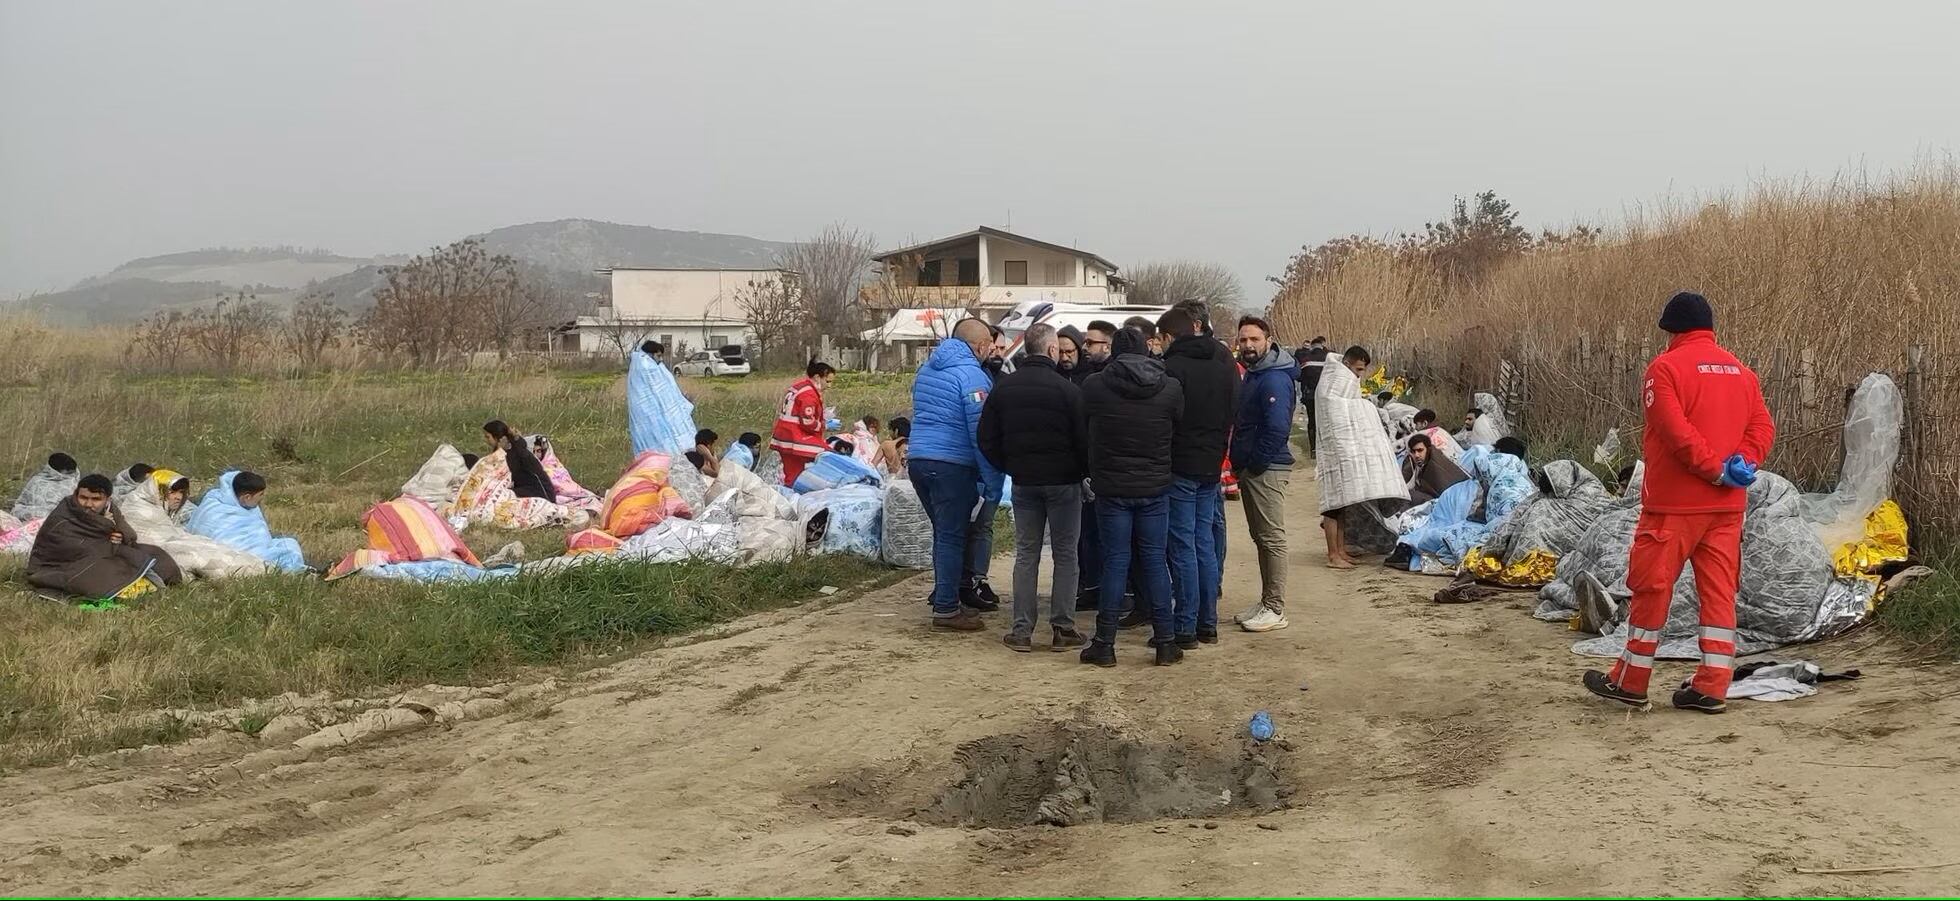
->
<box><xmin>1832</xmin><ymin>500</ymin><xmax>1909</xmax><ymax>582</ymax></box>
<box><xmin>1463</xmin><ymin>546</ymin><xmax>1559</xmax><ymax>588</ymax></box>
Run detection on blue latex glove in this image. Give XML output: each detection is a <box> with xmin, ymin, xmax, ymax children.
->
<box><xmin>825</xmin><ymin>418</ymin><xmax>842</xmax><ymax>431</ymax></box>
<box><xmin>1719</xmin><ymin>454</ymin><xmax>1758</xmax><ymax>489</ymax></box>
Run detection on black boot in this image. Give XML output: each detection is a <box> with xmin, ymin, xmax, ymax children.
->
<box><xmin>1079</xmin><ymin>640</ymin><xmax>1116</xmax><ymax>667</ymax></box>
<box><xmin>1154</xmin><ymin>642</ymin><xmax>1185</xmax><ymax>666</ymax></box>
<box><xmin>1074</xmin><ymin>586</ymin><xmax>1102</xmax><ymax>613</ymax></box>
<box><xmin>960</xmin><ymin>576</ymin><xmax>1001</xmax><ymax>613</ymax></box>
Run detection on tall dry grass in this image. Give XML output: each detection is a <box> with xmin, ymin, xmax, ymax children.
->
<box><xmin>1271</xmin><ymin>164</ymin><xmax>1960</xmax><ymax>534</ymax></box>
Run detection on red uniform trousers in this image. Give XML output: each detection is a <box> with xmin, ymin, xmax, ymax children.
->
<box><xmin>780</xmin><ymin>453</ymin><xmax>816</xmax><ymax>488</ymax></box>
<box><xmin>1607</xmin><ymin>509</ymin><xmax>1742</xmax><ymax>699</ymax></box>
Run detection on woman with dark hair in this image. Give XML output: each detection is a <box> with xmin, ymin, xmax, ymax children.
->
<box><xmin>1402</xmin><ymin>433</ymin><xmax>1470</xmax><ymax>505</ymax></box>
<box><xmin>483</xmin><ymin>420</ymin><xmax>557</xmax><ymax>502</ymax></box>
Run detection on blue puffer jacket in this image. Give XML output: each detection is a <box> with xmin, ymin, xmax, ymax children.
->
<box><xmin>909</xmin><ymin>339</ymin><xmax>1005</xmax><ymax>499</ymax></box>
<box><xmin>1231</xmin><ymin>347</ymin><xmax>1299</xmax><ymax>473</ymax></box>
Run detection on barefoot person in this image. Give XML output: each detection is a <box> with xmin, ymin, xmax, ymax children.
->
<box><xmin>1311</xmin><ymin>345</ymin><xmax>1408</xmax><ymax>574</ymax></box>
<box><xmin>1584</xmin><ymin>292</ymin><xmax>1775</xmax><ymax>715</ymax></box>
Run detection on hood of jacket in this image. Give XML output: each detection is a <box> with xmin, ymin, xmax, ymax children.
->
<box><xmin>1101</xmin><ymin>353</ymin><xmax>1169</xmax><ymax>400</ymax></box>
<box><xmin>925</xmin><ymin>337</ymin><xmax>982</xmax><ymax>373</ymax></box>
<box><xmin>1167</xmin><ymin>333</ymin><xmax>1231</xmax><ymax>364</ymax></box>
<box><xmin>1243</xmin><ymin>346</ymin><xmax>1294</xmax><ymax>374</ymax></box>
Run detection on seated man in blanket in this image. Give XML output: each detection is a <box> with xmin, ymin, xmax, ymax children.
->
<box><xmin>187</xmin><ymin>470</ymin><xmax>310</xmax><ymax>573</ymax></box>
<box><xmin>722</xmin><ymin>432</ymin><xmax>761</xmax><ymax>471</ymax></box>
<box><xmin>29</xmin><ymin>473</ymin><xmax>185</xmax><ymax>600</ymax></box>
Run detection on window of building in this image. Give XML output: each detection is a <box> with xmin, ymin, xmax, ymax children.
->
<box><xmin>1004</xmin><ymin>260</ymin><xmax>1028</xmax><ymax>286</ymax></box>
<box><xmin>709</xmin><ymin>334</ymin><xmax>729</xmax><ymax>347</ymax></box>
<box><xmin>660</xmin><ymin>334</ymin><xmax>674</xmax><ymax>350</ymax></box>
<box><xmin>1043</xmin><ymin>260</ymin><xmax>1069</xmax><ymax>286</ymax></box>
<box><xmin>957</xmin><ymin>257</ymin><xmax>979</xmax><ymax>286</ymax></box>
<box><xmin>919</xmin><ymin>259</ymin><xmax>942</xmax><ymax>287</ymax></box>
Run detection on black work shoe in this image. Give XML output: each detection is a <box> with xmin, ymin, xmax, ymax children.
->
<box><xmin>1583</xmin><ymin>669</ymin><xmax>1651</xmax><ymax>711</ymax></box>
<box><xmin>960</xmin><ymin>578</ymin><xmax>1001</xmax><ymax>612</ymax></box>
<box><xmin>1175</xmin><ymin>633</ymin><xmax>1200</xmax><ymax>651</ymax></box>
<box><xmin>1672</xmin><ymin>686</ymin><xmax>1728</xmax><ymax>714</ymax></box>
<box><xmin>1002</xmin><ymin>632</ymin><xmax>1032</xmax><ymax>653</ymax></box>
<box><xmin>1117</xmin><ymin>606</ymin><xmax>1152</xmax><ymax>630</ymax></box>
<box><xmin>931</xmin><ymin>611</ymin><xmax>986</xmax><ymax>632</ymax></box>
<box><xmin>1196</xmin><ymin>626</ymin><xmax>1219</xmax><ymax>645</ymax></box>
<box><xmin>1050</xmin><ymin>627</ymin><xmax>1086</xmax><ymax>652</ymax></box>
<box><xmin>1154</xmin><ymin>643</ymin><xmax>1185</xmax><ymax>666</ymax></box>
<box><xmin>1079</xmin><ymin>641</ymin><xmax>1117</xmax><ymax>668</ymax></box>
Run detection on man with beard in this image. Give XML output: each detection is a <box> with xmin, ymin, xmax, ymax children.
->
<box><xmin>1231</xmin><ymin>317</ymin><xmax>1299</xmax><ymax>633</ymax></box>
<box><xmin>1069</xmin><ymin>319</ymin><xmax>1119</xmax><ymax>610</ymax></box>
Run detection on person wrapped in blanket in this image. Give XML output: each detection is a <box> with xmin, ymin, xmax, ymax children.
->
<box><xmin>1401</xmin><ymin>433</ymin><xmax>1470</xmax><ymax>505</ymax></box>
<box><xmin>187</xmin><ymin>470</ymin><xmax>310</xmax><ymax>573</ymax></box>
<box><xmin>29</xmin><ymin>473</ymin><xmax>184</xmax><ymax>601</ymax></box>
<box><xmin>447</xmin><ymin>421</ymin><xmax>586</xmax><ymax>531</ymax></box>
<box><xmin>12</xmin><ymin>452</ymin><xmax>79</xmax><ymax>521</ymax></box>
<box><xmin>721</xmin><ymin>432</ymin><xmax>762</xmax><ymax>472</ymax></box>
<box><xmin>113</xmin><ymin>464</ymin><xmax>199</xmax><ymax>525</ymax></box>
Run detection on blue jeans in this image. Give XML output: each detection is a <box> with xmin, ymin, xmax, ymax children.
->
<box><xmin>1077</xmin><ymin>496</ymin><xmax>1101</xmax><ymax>596</ymax></box>
<box><xmin>1211</xmin><ymin>486</ymin><xmax>1227</xmax><ymax>588</ymax></box>
<box><xmin>1169</xmin><ymin>476</ymin><xmax>1223</xmax><ymax>637</ymax></box>
<box><xmin>911</xmin><ymin>459</ymin><xmax>979</xmax><ymax>617</ymax></box>
<box><xmin>965</xmin><ymin>498</ymin><xmax>998</xmax><ymax>583</ymax></box>
<box><xmin>1095</xmin><ymin>493</ymin><xmax>1172</xmax><ymax>644</ymax></box>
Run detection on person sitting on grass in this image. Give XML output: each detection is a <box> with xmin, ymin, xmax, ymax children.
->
<box><xmin>880</xmin><ymin>417</ymin><xmax>910</xmax><ymax>477</ymax></box>
<box><xmin>187</xmin><ymin>470</ymin><xmax>310</xmax><ymax>573</ymax></box>
<box><xmin>484</xmin><ymin>420</ymin><xmax>556</xmax><ymax>502</ymax></box>
<box><xmin>693</xmin><ymin>429</ymin><xmax>722</xmax><ymax>479</ymax></box>
<box><xmin>849</xmin><ymin>416</ymin><xmax>885</xmax><ymax>470</ymax></box>
<box><xmin>29</xmin><ymin>473</ymin><xmax>184</xmax><ymax>601</ymax></box>
<box><xmin>461</xmin><ymin>452</ymin><xmax>481</xmax><ymax>471</ymax></box>
<box><xmin>12</xmin><ymin>452</ymin><xmax>80</xmax><ymax>522</ymax></box>
<box><xmin>721</xmin><ymin>432</ymin><xmax>762</xmax><ymax>471</ymax></box>
<box><xmin>683</xmin><ymin>450</ymin><xmax>710</xmax><ymax>473</ymax></box>
<box><xmin>112</xmin><ymin>463</ymin><xmax>154</xmax><ymax>503</ymax></box>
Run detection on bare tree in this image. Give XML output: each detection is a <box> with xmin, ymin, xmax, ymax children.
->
<box><xmin>357</xmin><ymin>238</ymin><xmax>512</xmax><ymax>367</ymax></box>
<box><xmin>1126</xmin><ymin>261</ymin><xmax>1247</xmax><ymax>316</ymax></box>
<box><xmin>186</xmin><ymin>292</ymin><xmax>280</xmax><ymax>370</ymax></box>
<box><xmin>777</xmin><ymin>223</ymin><xmax>874</xmax><ymax>342</ymax></box>
<box><xmin>735</xmin><ymin>272</ymin><xmax>806</xmax><ymax>370</ymax></box>
<box><xmin>135</xmin><ymin>310</ymin><xmax>196</xmax><ymax>370</ymax></box>
<box><xmin>284</xmin><ymin>291</ymin><xmax>347</xmax><ymax>368</ymax></box>
<box><xmin>483</xmin><ymin>264</ymin><xmax>578</xmax><ymax>360</ymax></box>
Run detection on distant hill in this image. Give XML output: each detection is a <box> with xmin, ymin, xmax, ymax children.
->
<box><xmin>471</xmin><ymin>219</ymin><xmax>790</xmax><ymax>273</ymax></box>
<box><xmin>23</xmin><ymin>220</ymin><xmax>789</xmax><ymax>323</ymax></box>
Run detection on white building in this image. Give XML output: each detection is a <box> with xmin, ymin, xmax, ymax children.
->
<box><xmin>862</xmin><ymin>226</ymin><xmax>1126</xmax><ymax>317</ymax></box>
<box><xmin>556</xmin><ymin>267</ymin><xmax>783</xmax><ymax>357</ymax></box>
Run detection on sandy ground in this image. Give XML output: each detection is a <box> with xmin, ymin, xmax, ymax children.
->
<box><xmin>4</xmin><ymin>476</ymin><xmax>1960</xmax><ymax>897</ymax></box>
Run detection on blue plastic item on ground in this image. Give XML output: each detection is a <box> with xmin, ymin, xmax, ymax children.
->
<box><xmin>1249</xmin><ymin>710</ymin><xmax>1275</xmax><ymax>742</ymax></box>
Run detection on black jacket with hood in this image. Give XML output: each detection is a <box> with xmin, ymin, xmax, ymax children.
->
<box><xmin>976</xmin><ymin>355</ymin><xmax>1088</xmax><ymax>487</ymax></box>
<box><xmin>1162</xmin><ymin>333</ymin><xmax>1239</xmax><ymax>480</ymax></box>
<box><xmin>1082</xmin><ymin>337</ymin><xmax>1184</xmax><ymax>498</ymax></box>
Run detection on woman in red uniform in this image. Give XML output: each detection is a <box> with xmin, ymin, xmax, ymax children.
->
<box><xmin>770</xmin><ymin>360</ymin><xmax>836</xmax><ymax>486</ymax></box>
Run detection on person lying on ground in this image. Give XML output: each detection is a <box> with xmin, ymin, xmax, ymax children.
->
<box><xmin>483</xmin><ymin>420</ymin><xmax>556</xmax><ymax>502</ymax></box>
<box><xmin>1402</xmin><ymin>433</ymin><xmax>1471</xmax><ymax>505</ymax></box>
<box><xmin>29</xmin><ymin>473</ymin><xmax>184</xmax><ymax>600</ymax></box>
<box><xmin>722</xmin><ymin>432</ymin><xmax>761</xmax><ymax>471</ymax></box>
<box><xmin>187</xmin><ymin>470</ymin><xmax>309</xmax><ymax>573</ymax></box>
<box><xmin>693</xmin><ymin>429</ymin><xmax>722</xmax><ymax>479</ymax></box>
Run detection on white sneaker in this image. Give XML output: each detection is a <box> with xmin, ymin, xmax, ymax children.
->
<box><xmin>1240</xmin><ymin>608</ymin><xmax>1289</xmax><ymax>633</ymax></box>
<box><xmin>1233</xmin><ymin>602</ymin><xmax>1266</xmax><ymax>624</ymax></box>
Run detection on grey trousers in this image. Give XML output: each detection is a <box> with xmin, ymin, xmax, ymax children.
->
<box><xmin>1235</xmin><ymin>466</ymin><xmax>1291</xmax><ymax>613</ymax></box>
<box><xmin>1010</xmin><ymin>482</ymin><xmax>1084</xmax><ymax>637</ymax></box>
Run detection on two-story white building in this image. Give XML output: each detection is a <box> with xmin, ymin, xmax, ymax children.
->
<box><xmin>863</xmin><ymin>226</ymin><xmax>1126</xmax><ymax>317</ymax></box>
<box><xmin>556</xmin><ymin>267</ymin><xmax>783</xmax><ymax>358</ymax></box>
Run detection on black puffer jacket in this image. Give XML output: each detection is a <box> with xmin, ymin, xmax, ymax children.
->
<box><xmin>1068</xmin><ymin>355</ymin><xmax>1106</xmax><ymax>386</ymax></box>
<box><xmin>977</xmin><ymin>355</ymin><xmax>1088</xmax><ymax>487</ymax></box>
<box><xmin>1082</xmin><ymin>354</ymin><xmax>1183</xmax><ymax>498</ymax></box>
<box><xmin>1163</xmin><ymin>333</ymin><xmax>1239</xmax><ymax>480</ymax></box>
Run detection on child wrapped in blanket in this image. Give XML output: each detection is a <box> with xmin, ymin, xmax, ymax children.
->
<box><xmin>187</xmin><ymin>470</ymin><xmax>310</xmax><ymax>573</ymax></box>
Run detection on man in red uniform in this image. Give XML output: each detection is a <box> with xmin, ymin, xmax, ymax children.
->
<box><xmin>1585</xmin><ymin>292</ymin><xmax>1775</xmax><ymax>714</ymax></box>
<box><xmin>771</xmin><ymin>360</ymin><xmax>837</xmax><ymax>486</ymax></box>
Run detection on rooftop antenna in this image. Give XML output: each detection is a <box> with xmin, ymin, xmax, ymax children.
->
<box><xmin>1005</xmin><ymin>208</ymin><xmax>1012</xmax><ymax>231</ymax></box>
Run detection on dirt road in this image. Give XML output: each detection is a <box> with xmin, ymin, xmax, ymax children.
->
<box><xmin>5</xmin><ymin>478</ymin><xmax>1959</xmax><ymax>896</ymax></box>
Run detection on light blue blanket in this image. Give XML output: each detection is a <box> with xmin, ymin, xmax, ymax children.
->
<box><xmin>627</xmin><ymin>349</ymin><xmax>698</xmax><ymax>456</ymax></box>
<box><xmin>186</xmin><ymin>471</ymin><xmax>309</xmax><ymax>573</ymax></box>
<box><xmin>1398</xmin><ymin>445</ymin><xmax>1536</xmax><ymax>567</ymax></box>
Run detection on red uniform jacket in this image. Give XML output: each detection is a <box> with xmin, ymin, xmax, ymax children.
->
<box><xmin>1640</xmin><ymin>330</ymin><xmax>1776</xmax><ymax>514</ymax></box>
<box><xmin>770</xmin><ymin>377</ymin><xmax>828</xmax><ymax>460</ymax></box>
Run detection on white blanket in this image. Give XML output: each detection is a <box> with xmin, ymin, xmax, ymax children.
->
<box><xmin>1315</xmin><ymin>362</ymin><xmax>1410</xmax><ymax>513</ymax></box>
<box><xmin>120</xmin><ymin>479</ymin><xmax>271</xmax><ymax>580</ymax></box>
<box><xmin>401</xmin><ymin>444</ymin><xmax>472</xmax><ymax>509</ymax></box>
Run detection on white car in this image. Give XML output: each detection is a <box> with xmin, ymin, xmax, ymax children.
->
<box><xmin>675</xmin><ymin>346</ymin><xmax>752</xmax><ymax>377</ymax></box>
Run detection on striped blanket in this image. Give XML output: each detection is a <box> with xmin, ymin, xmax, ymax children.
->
<box><xmin>328</xmin><ymin>495</ymin><xmax>483</xmax><ymax>580</ymax></box>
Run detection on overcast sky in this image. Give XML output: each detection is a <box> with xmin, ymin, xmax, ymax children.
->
<box><xmin>4</xmin><ymin>0</ymin><xmax>1957</xmax><ymax>300</ymax></box>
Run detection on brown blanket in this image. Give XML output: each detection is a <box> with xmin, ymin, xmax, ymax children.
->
<box><xmin>27</xmin><ymin>496</ymin><xmax>184</xmax><ymax>600</ymax></box>
<box><xmin>1403</xmin><ymin>453</ymin><xmax>1471</xmax><ymax>506</ymax></box>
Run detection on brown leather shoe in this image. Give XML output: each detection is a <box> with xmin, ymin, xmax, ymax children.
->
<box><xmin>932</xmin><ymin>611</ymin><xmax>986</xmax><ymax>632</ymax></box>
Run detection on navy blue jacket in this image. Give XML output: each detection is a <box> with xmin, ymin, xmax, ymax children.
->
<box><xmin>1231</xmin><ymin>348</ymin><xmax>1298</xmax><ymax>473</ymax></box>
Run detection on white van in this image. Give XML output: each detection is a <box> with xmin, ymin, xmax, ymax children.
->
<box><xmin>993</xmin><ymin>300</ymin><xmax>1172</xmax><ymax>371</ymax></box>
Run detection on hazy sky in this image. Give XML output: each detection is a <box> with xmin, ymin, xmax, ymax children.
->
<box><xmin>4</xmin><ymin>0</ymin><xmax>1958</xmax><ymax>300</ymax></box>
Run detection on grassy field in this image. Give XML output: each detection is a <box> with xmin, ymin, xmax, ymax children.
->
<box><xmin>0</xmin><ymin>364</ymin><xmax>917</xmax><ymax>768</ymax></box>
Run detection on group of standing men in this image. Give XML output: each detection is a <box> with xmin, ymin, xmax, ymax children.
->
<box><xmin>908</xmin><ymin>304</ymin><xmax>1300</xmax><ymax>667</ymax></box>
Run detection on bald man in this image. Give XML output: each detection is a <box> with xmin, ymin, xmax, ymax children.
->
<box><xmin>911</xmin><ymin>316</ymin><xmax>1009</xmax><ymax>632</ymax></box>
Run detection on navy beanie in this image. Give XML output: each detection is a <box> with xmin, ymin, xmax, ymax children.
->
<box><xmin>1659</xmin><ymin>291</ymin><xmax>1714</xmax><ymax>333</ymax></box>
